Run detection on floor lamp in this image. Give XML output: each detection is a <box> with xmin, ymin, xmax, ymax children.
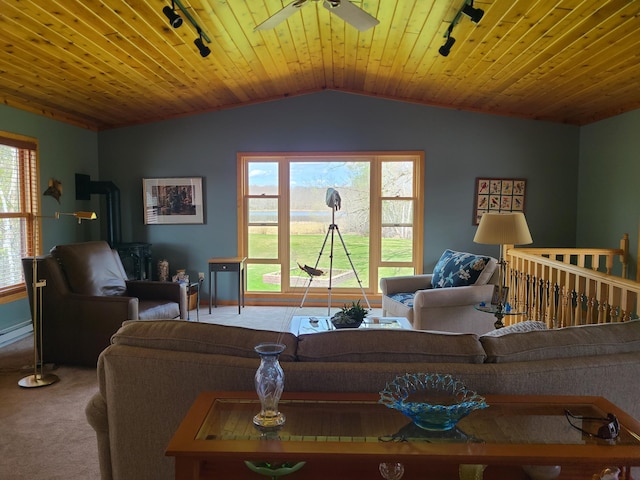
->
<box><xmin>18</xmin><ymin>210</ymin><xmax>97</xmax><ymax>388</ymax></box>
<box><xmin>473</xmin><ymin>212</ymin><xmax>532</xmax><ymax>328</ymax></box>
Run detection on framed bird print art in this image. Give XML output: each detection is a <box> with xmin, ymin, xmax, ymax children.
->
<box><xmin>473</xmin><ymin>177</ymin><xmax>526</xmax><ymax>225</ymax></box>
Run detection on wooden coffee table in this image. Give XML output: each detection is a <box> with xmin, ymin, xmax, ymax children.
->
<box><xmin>166</xmin><ymin>392</ymin><xmax>640</xmax><ymax>480</ymax></box>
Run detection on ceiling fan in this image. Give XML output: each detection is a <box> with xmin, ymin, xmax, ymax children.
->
<box><xmin>255</xmin><ymin>0</ymin><xmax>379</xmax><ymax>32</ymax></box>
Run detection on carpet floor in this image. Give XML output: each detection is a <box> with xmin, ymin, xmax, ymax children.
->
<box><xmin>0</xmin><ymin>305</ymin><xmax>380</xmax><ymax>480</ymax></box>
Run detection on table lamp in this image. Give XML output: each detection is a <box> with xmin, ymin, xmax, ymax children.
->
<box><xmin>473</xmin><ymin>212</ymin><xmax>532</xmax><ymax>327</ymax></box>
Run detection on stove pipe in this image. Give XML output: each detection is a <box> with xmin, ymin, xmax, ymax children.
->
<box><xmin>75</xmin><ymin>173</ymin><xmax>122</xmax><ymax>246</ymax></box>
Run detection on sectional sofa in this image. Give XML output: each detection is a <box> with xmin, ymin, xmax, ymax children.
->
<box><xmin>86</xmin><ymin>319</ymin><xmax>640</xmax><ymax>480</ymax></box>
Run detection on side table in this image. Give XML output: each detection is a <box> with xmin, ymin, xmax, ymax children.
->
<box><xmin>475</xmin><ymin>303</ymin><xmax>524</xmax><ymax>329</ymax></box>
<box><xmin>208</xmin><ymin>257</ymin><xmax>246</xmax><ymax>315</ymax></box>
<box><xmin>186</xmin><ymin>280</ymin><xmax>202</xmax><ymax>321</ymax></box>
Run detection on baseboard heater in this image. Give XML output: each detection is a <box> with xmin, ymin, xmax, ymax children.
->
<box><xmin>0</xmin><ymin>321</ymin><xmax>32</xmax><ymax>348</ymax></box>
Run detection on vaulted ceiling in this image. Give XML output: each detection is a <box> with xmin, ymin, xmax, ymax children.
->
<box><xmin>1</xmin><ymin>0</ymin><xmax>639</xmax><ymax>131</ymax></box>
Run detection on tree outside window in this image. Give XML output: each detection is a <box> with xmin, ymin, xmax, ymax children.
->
<box><xmin>238</xmin><ymin>152</ymin><xmax>423</xmax><ymax>302</ymax></box>
<box><xmin>0</xmin><ymin>133</ymin><xmax>39</xmax><ymax>303</ymax></box>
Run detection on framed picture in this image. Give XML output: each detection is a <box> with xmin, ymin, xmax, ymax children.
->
<box><xmin>491</xmin><ymin>285</ymin><xmax>509</xmax><ymax>305</ymax></box>
<box><xmin>473</xmin><ymin>177</ymin><xmax>526</xmax><ymax>225</ymax></box>
<box><xmin>143</xmin><ymin>177</ymin><xmax>204</xmax><ymax>224</ymax></box>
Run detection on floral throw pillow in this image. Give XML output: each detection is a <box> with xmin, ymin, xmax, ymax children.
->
<box><xmin>431</xmin><ymin>249</ymin><xmax>491</xmax><ymax>288</ymax></box>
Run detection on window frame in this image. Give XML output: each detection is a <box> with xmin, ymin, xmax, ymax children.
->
<box><xmin>237</xmin><ymin>151</ymin><xmax>424</xmax><ymax>304</ymax></box>
<box><xmin>0</xmin><ymin>132</ymin><xmax>40</xmax><ymax>304</ymax></box>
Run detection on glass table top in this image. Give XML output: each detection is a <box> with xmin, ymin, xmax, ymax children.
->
<box><xmin>196</xmin><ymin>397</ymin><xmax>640</xmax><ymax>448</ymax></box>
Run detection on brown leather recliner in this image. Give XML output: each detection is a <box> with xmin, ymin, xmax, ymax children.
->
<box><xmin>22</xmin><ymin>240</ymin><xmax>187</xmax><ymax>366</ymax></box>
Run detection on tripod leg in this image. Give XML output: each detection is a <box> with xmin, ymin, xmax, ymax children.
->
<box><xmin>299</xmin><ymin>227</ymin><xmax>332</xmax><ymax>308</ymax></box>
<box><xmin>333</xmin><ymin>225</ymin><xmax>371</xmax><ymax>309</ymax></box>
<box><xmin>327</xmin><ymin>224</ymin><xmax>336</xmax><ymax>316</ymax></box>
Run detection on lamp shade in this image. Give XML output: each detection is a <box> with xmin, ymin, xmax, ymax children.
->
<box><xmin>55</xmin><ymin>211</ymin><xmax>98</xmax><ymax>223</ymax></box>
<box><xmin>473</xmin><ymin>212</ymin><xmax>533</xmax><ymax>246</ymax></box>
<box><xmin>74</xmin><ymin>211</ymin><xmax>97</xmax><ymax>220</ymax></box>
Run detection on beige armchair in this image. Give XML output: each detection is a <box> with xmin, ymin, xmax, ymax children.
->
<box><xmin>380</xmin><ymin>250</ymin><xmax>499</xmax><ymax>335</ymax></box>
<box><xmin>22</xmin><ymin>240</ymin><xmax>187</xmax><ymax>366</ymax></box>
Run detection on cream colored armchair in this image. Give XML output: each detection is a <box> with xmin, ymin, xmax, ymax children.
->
<box><xmin>380</xmin><ymin>250</ymin><xmax>499</xmax><ymax>335</ymax></box>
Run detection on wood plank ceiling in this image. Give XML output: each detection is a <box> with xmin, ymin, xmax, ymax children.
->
<box><xmin>0</xmin><ymin>0</ymin><xmax>639</xmax><ymax>131</ymax></box>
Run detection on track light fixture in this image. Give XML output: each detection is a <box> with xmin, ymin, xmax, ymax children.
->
<box><xmin>194</xmin><ymin>29</ymin><xmax>211</xmax><ymax>58</ymax></box>
<box><xmin>439</xmin><ymin>0</ymin><xmax>484</xmax><ymax>57</ymax></box>
<box><xmin>162</xmin><ymin>0</ymin><xmax>211</xmax><ymax>58</ymax></box>
<box><xmin>439</xmin><ymin>29</ymin><xmax>456</xmax><ymax>57</ymax></box>
<box><xmin>462</xmin><ymin>2</ymin><xmax>485</xmax><ymax>24</ymax></box>
<box><xmin>163</xmin><ymin>1</ymin><xmax>183</xmax><ymax>28</ymax></box>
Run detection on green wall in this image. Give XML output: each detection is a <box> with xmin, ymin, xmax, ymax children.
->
<box><xmin>0</xmin><ymin>105</ymin><xmax>100</xmax><ymax>333</ymax></box>
<box><xmin>577</xmin><ymin>109</ymin><xmax>640</xmax><ymax>279</ymax></box>
<box><xmin>97</xmin><ymin>91</ymin><xmax>580</xmax><ymax>301</ymax></box>
<box><xmin>7</xmin><ymin>91</ymin><xmax>637</xmax><ymax>337</ymax></box>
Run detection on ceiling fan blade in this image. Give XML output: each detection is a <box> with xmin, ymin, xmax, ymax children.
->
<box><xmin>255</xmin><ymin>0</ymin><xmax>312</xmax><ymax>31</ymax></box>
<box><xmin>322</xmin><ymin>0</ymin><xmax>379</xmax><ymax>31</ymax></box>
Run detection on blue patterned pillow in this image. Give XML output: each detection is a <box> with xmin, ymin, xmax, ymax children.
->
<box><xmin>389</xmin><ymin>292</ymin><xmax>415</xmax><ymax>308</ymax></box>
<box><xmin>431</xmin><ymin>250</ymin><xmax>491</xmax><ymax>288</ymax></box>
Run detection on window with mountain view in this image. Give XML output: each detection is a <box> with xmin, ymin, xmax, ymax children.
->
<box><xmin>238</xmin><ymin>152</ymin><xmax>423</xmax><ymax>301</ymax></box>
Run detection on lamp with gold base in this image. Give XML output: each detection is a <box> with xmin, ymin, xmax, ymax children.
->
<box><xmin>18</xmin><ymin>210</ymin><xmax>97</xmax><ymax>388</ymax></box>
<box><xmin>473</xmin><ymin>212</ymin><xmax>533</xmax><ymax>328</ymax></box>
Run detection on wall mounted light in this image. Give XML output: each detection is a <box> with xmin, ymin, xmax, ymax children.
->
<box><xmin>56</xmin><ymin>211</ymin><xmax>98</xmax><ymax>223</ymax></box>
<box><xmin>162</xmin><ymin>0</ymin><xmax>211</xmax><ymax>58</ymax></box>
<box><xmin>163</xmin><ymin>1</ymin><xmax>183</xmax><ymax>28</ymax></box>
<box><xmin>439</xmin><ymin>0</ymin><xmax>484</xmax><ymax>57</ymax></box>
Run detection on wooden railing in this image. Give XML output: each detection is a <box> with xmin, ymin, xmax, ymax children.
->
<box><xmin>503</xmin><ymin>234</ymin><xmax>639</xmax><ymax>328</ymax></box>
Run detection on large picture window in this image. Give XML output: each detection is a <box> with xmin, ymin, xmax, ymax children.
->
<box><xmin>0</xmin><ymin>132</ymin><xmax>39</xmax><ymax>303</ymax></box>
<box><xmin>238</xmin><ymin>152</ymin><xmax>423</xmax><ymax>304</ymax></box>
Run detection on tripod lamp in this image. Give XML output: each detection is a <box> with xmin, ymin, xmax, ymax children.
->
<box><xmin>18</xmin><ymin>210</ymin><xmax>97</xmax><ymax>388</ymax></box>
<box><xmin>473</xmin><ymin>212</ymin><xmax>532</xmax><ymax>326</ymax></box>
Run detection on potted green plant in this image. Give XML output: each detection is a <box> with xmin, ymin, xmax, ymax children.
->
<box><xmin>331</xmin><ymin>300</ymin><xmax>368</xmax><ymax>329</ymax></box>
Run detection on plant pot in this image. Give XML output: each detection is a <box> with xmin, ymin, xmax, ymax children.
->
<box><xmin>332</xmin><ymin>319</ymin><xmax>363</xmax><ymax>329</ymax></box>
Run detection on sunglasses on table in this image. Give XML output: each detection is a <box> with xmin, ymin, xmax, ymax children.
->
<box><xmin>564</xmin><ymin>410</ymin><xmax>620</xmax><ymax>440</ymax></box>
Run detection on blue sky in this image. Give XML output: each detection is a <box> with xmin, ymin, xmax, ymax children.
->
<box><xmin>249</xmin><ymin>161</ymin><xmax>356</xmax><ymax>188</ymax></box>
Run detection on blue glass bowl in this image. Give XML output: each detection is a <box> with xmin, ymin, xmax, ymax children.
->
<box><xmin>379</xmin><ymin>373</ymin><xmax>488</xmax><ymax>431</ymax></box>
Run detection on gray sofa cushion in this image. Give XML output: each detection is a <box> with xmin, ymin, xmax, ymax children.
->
<box><xmin>297</xmin><ymin>329</ymin><xmax>486</xmax><ymax>364</ymax></box>
<box><xmin>113</xmin><ymin>320</ymin><xmax>298</xmax><ymax>361</ymax></box>
<box><xmin>481</xmin><ymin>319</ymin><xmax>640</xmax><ymax>363</ymax></box>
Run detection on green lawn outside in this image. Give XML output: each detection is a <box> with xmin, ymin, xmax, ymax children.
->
<box><xmin>247</xmin><ymin>234</ymin><xmax>413</xmax><ymax>291</ymax></box>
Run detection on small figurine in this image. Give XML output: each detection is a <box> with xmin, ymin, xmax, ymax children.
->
<box><xmin>43</xmin><ymin>178</ymin><xmax>63</xmax><ymax>203</ymax></box>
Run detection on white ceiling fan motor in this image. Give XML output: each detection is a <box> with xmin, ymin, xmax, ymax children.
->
<box><xmin>255</xmin><ymin>0</ymin><xmax>379</xmax><ymax>32</ymax></box>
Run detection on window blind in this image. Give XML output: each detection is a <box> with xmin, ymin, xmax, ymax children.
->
<box><xmin>0</xmin><ymin>133</ymin><xmax>38</xmax><ymax>300</ymax></box>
